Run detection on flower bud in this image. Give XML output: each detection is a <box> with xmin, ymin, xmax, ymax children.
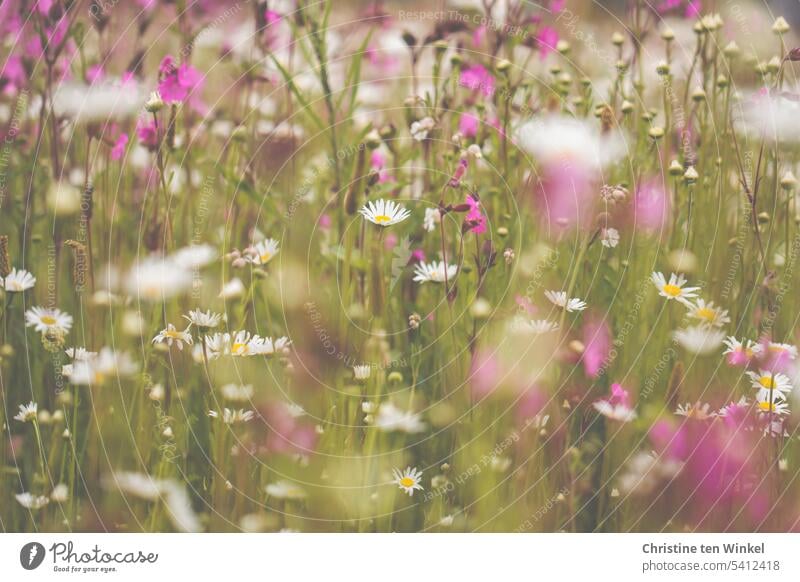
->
<box><xmin>773</xmin><ymin>17</ymin><xmax>790</xmax><ymax>35</ymax></box>
<box><xmin>723</xmin><ymin>41</ymin><xmax>740</xmax><ymax>58</ymax></box>
<box><xmin>691</xmin><ymin>87</ymin><xmax>707</xmax><ymax>102</ymax></box>
<box><xmin>145</xmin><ymin>91</ymin><xmax>164</xmax><ymax>113</ymax></box>
<box><xmin>781</xmin><ymin>171</ymin><xmax>797</xmax><ymax>190</ymax></box>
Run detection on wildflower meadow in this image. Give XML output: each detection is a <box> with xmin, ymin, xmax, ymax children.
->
<box><xmin>3</xmin><ymin>0</ymin><xmax>800</xmax><ymax>535</ymax></box>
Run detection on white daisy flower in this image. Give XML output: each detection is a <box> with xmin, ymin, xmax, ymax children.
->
<box><xmin>544</xmin><ymin>290</ymin><xmax>587</xmax><ymax>312</ymax></box>
<box><xmin>413</xmin><ymin>260</ymin><xmax>458</xmax><ymax>284</ymax></box>
<box><xmin>70</xmin><ymin>348</ymin><xmax>138</xmax><ymax>385</ymax></box>
<box><xmin>527</xmin><ymin>319</ymin><xmax>560</xmax><ymax>334</ymax></box>
<box><xmin>686</xmin><ymin>299</ymin><xmax>731</xmax><ymax>328</ymax></box>
<box><xmin>410</xmin><ymin>117</ymin><xmax>435</xmax><ymax>141</ymax></box>
<box><xmin>152</xmin><ymin>324</ymin><xmax>193</xmax><ymax>350</ymax></box>
<box><xmin>171</xmin><ymin>244</ymin><xmax>218</xmax><ymax>269</ymax></box>
<box><xmin>592</xmin><ymin>400</ymin><xmax>637</xmax><ymax>422</ymax></box>
<box><xmin>675</xmin><ymin>401</ymin><xmax>716</xmax><ymax>420</ymax></box>
<box><xmin>353</xmin><ymin>364</ymin><xmax>371</xmax><ymax>381</ymax></box>
<box><xmin>722</xmin><ymin>336</ymin><xmax>762</xmax><ymax>361</ymax></box>
<box><xmin>247</xmin><ymin>238</ymin><xmax>280</xmax><ymax>265</ymax></box>
<box><xmin>265</xmin><ymin>480</ymin><xmax>306</xmax><ymax>500</ymax></box>
<box><xmin>50</xmin><ymin>483</ymin><xmax>69</xmax><ymax>503</ymax></box>
<box><xmin>600</xmin><ymin>228</ymin><xmax>620</xmax><ymax>248</ymax></box>
<box><xmin>516</xmin><ymin>115</ymin><xmax>627</xmax><ymax>170</ymax></box>
<box><xmin>219</xmin><ymin>278</ymin><xmax>245</xmax><ymax>299</ymax></box>
<box><xmin>755</xmin><ymin>398</ymin><xmax>791</xmax><ymax>416</ymax></box>
<box><xmin>107</xmin><ymin>472</ymin><xmax>201</xmax><ymax>532</ymax></box>
<box><xmin>251</xmin><ymin>336</ymin><xmax>291</xmax><ymax>356</ymax></box>
<box><xmin>13</xmin><ymin>401</ymin><xmax>38</xmax><ymax>423</ymax></box>
<box><xmin>766</xmin><ymin>341</ymin><xmax>798</xmax><ymax>360</ymax></box>
<box><xmin>1</xmin><ymin>268</ymin><xmax>36</xmax><ymax>292</ymax></box>
<box><xmin>65</xmin><ymin>347</ymin><xmax>96</xmax><ymax>360</ymax></box>
<box><xmin>25</xmin><ymin>306</ymin><xmax>73</xmax><ymax>334</ymax></box>
<box><xmin>220</xmin><ymin>384</ymin><xmax>254</xmax><ymax>402</ymax></box>
<box><xmin>15</xmin><ymin>492</ymin><xmax>49</xmax><ymax>510</ymax></box>
<box><xmin>651</xmin><ymin>272</ymin><xmax>700</xmax><ymax>305</ymax></box>
<box><xmin>286</xmin><ymin>403</ymin><xmax>306</xmax><ymax>418</ymax></box>
<box><xmin>230</xmin><ymin>331</ymin><xmax>261</xmax><ymax>357</ymax></box>
<box><xmin>374</xmin><ymin>402</ymin><xmax>426</xmax><ymax>433</ymax></box>
<box><xmin>747</xmin><ymin>370</ymin><xmax>793</xmax><ymax>398</ymax></box>
<box><xmin>672</xmin><ymin>326</ymin><xmax>725</xmax><ymax>355</ymax></box>
<box><xmin>717</xmin><ymin>396</ymin><xmax>750</xmax><ymax>418</ymax></box>
<box><xmin>204</xmin><ymin>331</ymin><xmax>249</xmax><ymax>358</ymax></box>
<box><xmin>359</xmin><ymin>199</ymin><xmax>411</xmax><ymax>227</ymax></box>
<box><xmin>392</xmin><ymin>466</ymin><xmax>424</xmax><ymax>496</ymax></box>
<box><xmin>184</xmin><ymin>309</ymin><xmax>222</xmax><ymax>329</ymax></box>
<box><xmin>423</xmin><ymin>207</ymin><xmax>440</xmax><ymax>232</ymax></box>
<box><xmin>208</xmin><ymin>408</ymin><xmax>255</xmax><ymax>424</ymax></box>
<box><xmin>126</xmin><ymin>258</ymin><xmax>192</xmax><ymax>301</ymax></box>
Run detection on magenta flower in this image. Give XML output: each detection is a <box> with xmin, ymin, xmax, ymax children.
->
<box><xmin>582</xmin><ymin>315</ymin><xmax>611</xmax><ymax>378</ymax></box>
<box><xmin>459</xmin><ymin>64</ymin><xmax>494</xmax><ymax>97</ymax></box>
<box><xmin>472</xmin><ymin>25</ymin><xmax>486</xmax><ymax>47</ymax></box>
<box><xmin>35</xmin><ymin>0</ymin><xmax>53</xmax><ymax>15</ymax></box>
<box><xmin>464</xmin><ymin>195</ymin><xmax>487</xmax><ymax>234</ymax></box>
<box><xmin>471</xmin><ymin>349</ymin><xmax>501</xmax><ymax>399</ymax></box>
<box><xmin>86</xmin><ymin>64</ymin><xmax>105</xmax><ymax>84</ymax></box>
<box><xmin>631</xmin><ymin>180</ymin><xmax>670</xmax><ymax>235</ymax></box>
<box><xmin>449</xmin><ymin>158</ymin><xmax>468</xmax><ymax>188</ymax></box>
<box><xmin>137</xmin><ymin>119</ymin><xmax>158</xmax><ymax>150</ymax></box>
<box><xmin>537</xmin><ymin>26</ymin><xmax>559</xmax><ymax>60</ymax></box>
<box><xmin>157</xmin><ymin>56</ymin><xmax>204</xmax><ymax>104</ymax></box>
<box><xmin>647</xmin><ymin>417</ymin><xmax>772</xmax><ymax>525</ymax></box>
<box><xmin>111</xmin><ymin>133</ymin><xmax>128</xmax><ymax>161</ymax></box>
<box><xmin>534</xmin><ymin>163</ymin><xmax>594</xmax><ymax>231</ymax></box>
<box><xmin>260</xmin><ymin>402</ymin><xmax>318</xmax><ymax>455</ymax></box>
<box><xmin>593</xmin><ymin>383</ymin><xmax>636</xmax><ymax>422</ymax></box>
<box><xmin>265</xmin><ymin>8</ymin><xmax>281</xmax><ymax>25</ymax></box>
<box><xmin>384</xmin><ymin>233</ymin><xmax>398</xmax><ymax>251</ymax></box>
<box><xmin>459</xmin><ymin>113</ymin><xmax>479</xmax><ymax>138</ymax></box>
<box><xmin>657</xmin><ymin>0</ymin><xmax>701</xmax><ymax>18</ymax></box>
<box><xmin>1</xmin><ymin>55</ymin><xmax>27</xmax><ymax>94</ymax></box>
<box><xmin>371</xmin><ymin>150</ymin><xmax>391</xmax><ymax>182</ymax></box>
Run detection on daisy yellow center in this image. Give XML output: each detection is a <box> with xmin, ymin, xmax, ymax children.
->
<box><xmin>696</xmin><ymin>307</ymin><xmax>716</xmax><ymax>321</ymax></box>
<box><xmin>759</xmin><ymin>376</ymin><xmax>775</xmax><ymax>389</ymax></box>
<box><xmin>260</xmin><ymin>252</ymin><xmax>272</xmax><ymax>263</ymax></box>
<box><xmin>40</xmin><ymin>315</ymin><xmax>57</xmax><ymax>325</ymax></box>
<box><xmin>165</xmin><ymin>330</ymin><xmax>182</xmax><ymax>339</ymax></box>
<box><xmin>232</xmin><ymin>342</ymin><xmax>249</xmax><ymax>355</ymax></box>
<box><xmin>758</xmin><ymin>401</ymin><xmax>774</xmax><ymax>412</ymax></box>
<box><xmin>400</xmin><ymin>477</ymin><xmax>415</xmax><ymax>487</ymax></box>
<box><xmin>9</xmin><ymin>282</ymin><xmax>23</xmax><ymax>291</ymax></box>
<box><xmin>374</xmin><ymin>214</ymin><xmax>391</xmax><ymax>224</ymax></box>
<box><xmin>662</xmin><ymin>284</ymin><xmax>682</xmax><ymax>297</ymax></box>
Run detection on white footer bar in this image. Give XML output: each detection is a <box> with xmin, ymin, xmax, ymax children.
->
<box><xmin>1</xmin><ymin>533</ymin><xmax>798</xmax><ymax>581</ymax></box>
